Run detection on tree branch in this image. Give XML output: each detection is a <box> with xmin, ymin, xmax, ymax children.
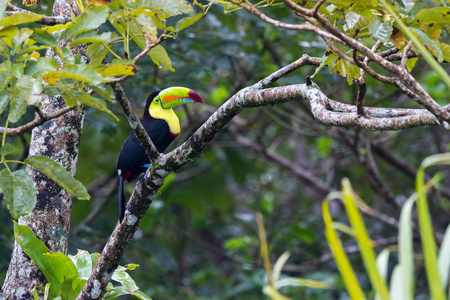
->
<box><xmin>0</xmin><ymin>106</ymin><xmax>73</xmax><ymax>136</ymax></box>
<box><xmin>6</xmin><ymin>4</ymin><xmax>70</xmax><ymax>25</ymax></box>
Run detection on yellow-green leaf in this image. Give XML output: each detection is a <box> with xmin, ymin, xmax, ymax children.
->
<box><xmin>0</xmin><ymin>12</ymin><xmax>44</xmax><ymax>28</ymax></box>
<box><xmin>97</xmin><ymin>64</ymin><xmax>137</xmax><ymax>77</ymax></box>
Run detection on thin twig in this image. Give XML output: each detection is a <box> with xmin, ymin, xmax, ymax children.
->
<box><xmin>0</xmin><ymin>106</ymin><xmax>73</xmax><ymax>137</ymax></box>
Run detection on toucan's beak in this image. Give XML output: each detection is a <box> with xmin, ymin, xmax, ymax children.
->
<box><xmin>158</xmin><ymin>86</ymin><xmax>203</xmax><ymax>109</ymax></box>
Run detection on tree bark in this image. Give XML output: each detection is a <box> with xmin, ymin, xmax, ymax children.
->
<box><xmin>0</xmin><ymin>1</ymin><xmax>83</xmax><ymax>299</ymax></box>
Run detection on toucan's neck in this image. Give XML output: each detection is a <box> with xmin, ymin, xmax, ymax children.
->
<box><xmin>148</xmin><ymin>101</ymin><xmax>181</xmax><ymax>135</ymax></box>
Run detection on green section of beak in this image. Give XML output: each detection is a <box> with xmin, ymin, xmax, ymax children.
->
<box><xmin>158</xmin><ymin>86</ymin><xmax>203</xmax><ymax>109</ymax></box>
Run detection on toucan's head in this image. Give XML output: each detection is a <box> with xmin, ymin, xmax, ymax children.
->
<box><xmin>144</xmin><ymin>87</ymin><xmax>203</xmax><ymax>119</ymax></box>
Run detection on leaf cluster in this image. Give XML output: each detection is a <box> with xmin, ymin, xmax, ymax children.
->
<box><xmin>14</xmin><ymin>222</ymin><xmax>150</xmax><ymax>299</ymax></box>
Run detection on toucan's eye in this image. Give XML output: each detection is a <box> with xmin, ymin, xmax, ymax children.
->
<box><xmin>154</xmin><ymin>97</ymin><xmax>160</xmax><ymax>104</ymax></box>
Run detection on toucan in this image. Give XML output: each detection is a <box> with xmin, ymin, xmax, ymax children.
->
<box><xmin>117</xmin><ymin>87</ymin><xmax>203</xmax><ymax>222</ymax></box>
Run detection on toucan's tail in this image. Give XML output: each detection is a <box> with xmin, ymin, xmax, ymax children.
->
<box><xmin>119</xmin><ymin>175</ymin><xmax>125</xmax><ymax>223</ymax></box>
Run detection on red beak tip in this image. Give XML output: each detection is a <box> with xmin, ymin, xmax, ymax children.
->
<box><xmin>188</xmin><ymin>90</ymin><xmax>204</xmax><ymax>104</ymax></box>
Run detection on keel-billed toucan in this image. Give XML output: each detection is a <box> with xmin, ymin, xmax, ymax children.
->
<box><xmin>117</xmin><ymin>87</ymin><xmax>203</xmax><ymax>222</ymax></box>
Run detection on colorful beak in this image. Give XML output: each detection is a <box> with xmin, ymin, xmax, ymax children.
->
<box><xmin>157</xmin><ymin>86</ymin><xmax>203</xmax><ymax>109</ymax></box>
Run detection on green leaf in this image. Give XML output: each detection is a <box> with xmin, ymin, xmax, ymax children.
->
<box><xmin>104</xmin><ymin>286</ymin><xmax>153</xmax><ymax>300</ymax></box>
<box><xmin>87</xmin><ymin>43</ymin><xmax>108</xmax><ymax>67</ymax></box>
<box><xmin>62</xmin><ymin>91</ymin><xmax>118</xmax><ymax>121</ymax></box>
<box><xmin>0</xmin><ymin>169</ymin><xmax>36</xmax><ymax>219</ymax></box>
<box><xmin>368</xmin><ymin>17</ymin><xmax>393</xmax><ymax>42</ymax></box>
<box><xmin>14</xmin><ymin>74</ymin><xmax>43</xmax><ymax>106</ymax></box>
<box><xmin>139</xmin><ymin>0</ymin><xmax>192</xmax><ymax>17</ymax></box>
<box><xmin>125</xmin><ymin>18</ymin><xmax>174</xmax><ymax>71</ymax></box>
<box><xmin>0</xmin><ymin>12</ymin><xmax>44</xmax><ymax>28</ymax></box>
<box><xmin>44</xmin><ymin>252</ymin><xmax>79</xmax><ymax>282</ymax></box>
<box><xmin>272</xmin><ymin>251</ymin><xmax>290</xmax><ymax>283</ymax></box>
<box><xmin>44</xmin><ymin>64</ymin><xmax>104</xmax><ymax>85</ymax></box>
<box><xmin>25</xmin><ymin>57</ymin><xmax>60</xmax><ymax>77</ymax></box>
<box><xmin>69</xmin><ymin>249</ymin><xmax>93</xmax><ymax>277</ymax></box>
<box><xmin>148</xmin><ymin>45</ymin><xmax>173</xmax><ymax>71</ymax></box>
<box><xmin>416</xmin><ymin>153</ymin><xmax>450</xmax><ymax>300</ymax></box>
<box><xmin>70</xmin><ymin>31</ymin><xmax>112</xmax><ymax>47</ymax></box>
<box><xmin>59</xmin><ymin>277</ymin><xmax>86</xmax><ymax>300</ymax></box>
<box><xmin>0</xmin><ymin>90</ymin><xmax>10</xmax><ymax>115</ymax></box>
<box><xmin>31</xmin><ymin>28</ymin><xmax>57</xmax><ymax>46</ymax></box>
<box><xmin>322</xmin><ymin>192</ymin><xmax>365</xmax><ymax>299</ymax></box>
<box><xmin>0</xmin><ymin>142</ymin><xmax>22</xmax><ymax>157</ymax></box>
<box><xmin>437</xmin><ymin>41</ymin><xmax>450</xmax><ymax>62</ymax></box>
<box><xmin>9</xmin><ymin>89</ymin><xmax>28</xmax><ymax>124</ymax></box>
<box><xmin>86</xmin><ymin>84</ymin><xmax>115</xmax><ymax>101</ymax></box>
<box><xmin>14</xmin><ymin>222</ymin><xmax>62</xmax><ymax>295</ymax></box>
<box><xmin>398</xmin><ymin>193</ymin><xmax>416</xmax><ymax>300</ymax></box>
<box><xmin>341</xmin><ymin>179</ymin><xmax>389</xmax><ymax>299</ymax></box>
<box><xmin>412</xmin><ymin>7</ymin><xmax>450</xmax><ymax>27</ymax></box>
<box><xmin>438</xmin><ymin>224</ymin><xmax>450</xmax><ymax>289</ymax></box>
<box><xmin>175</xmin><ymin>12</ymin><xmax>205</xmax><ymax>32</ymax></box>
<box><xmin>409</xmin><ymin>27</ymin><xmax>443</xmax><ymax>62</ymax></box>
<box><xmin>63</xmin><ymin>6</ymin><xmax>109</xmax><ymax>40</ymax></box>
<box><xmin>274</xmin><ymin>277</ymin><xmax>332</xmax><ymax>290</ymax></box>
<box><xmin>112</xmin><ymin>266</ymin><xmax>139</xmax><ymax>293</ymax></box>
<box><xmin>12</xmin><ymin>28</ymin><xmax>33</xmax><ymax>54</ymax></box>
<box><xmin>25</xmin><ymin>155</ymin><xmax>90</xmax><ymax>200</ymax></box>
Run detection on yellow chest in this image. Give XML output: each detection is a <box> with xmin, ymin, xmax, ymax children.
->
<box><xmin>149</xmin><ymin>102</ymin><xmax>180</xmax><ymax>134</ymax></box>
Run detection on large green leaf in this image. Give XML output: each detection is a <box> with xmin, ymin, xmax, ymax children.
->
<box><xmin>0</xmin><ymin>12</ymin><xmax>44</xmax><ymax>28</ymax></box>
<box><xmin>368</xmin><ymin>17</ymin><xmax>393</xmax><ymax>42</ymax></box>
<box><xmin>25</xmin><ymin>155</ymin><xmax>90</xmax><ymax>200</ymax></box>
<box><xmin>0</xmin><ymin>169</ymin><xmax>36</xmax><ymax>219</ymax></box>
<box><xmin>14</xmin><ymin>223</ymin><xmax>62</xmax><ymax>295</ymax></box>
<box><xmin>63</xmin><ymin>6</ymin><xmax>109</xmax><ymax>40</ymax></box>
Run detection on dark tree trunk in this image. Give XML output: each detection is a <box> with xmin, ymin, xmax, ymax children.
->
<box><xmin>1</xmin><ymin>1</ymin><xmax>83</xmax><ymax>298</ymax></box>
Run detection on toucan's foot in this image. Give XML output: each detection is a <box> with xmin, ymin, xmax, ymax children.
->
<box><xmin>143</xmin><ymin>164</ymin><xmax>151</xmax><ymax>179</ymax></box>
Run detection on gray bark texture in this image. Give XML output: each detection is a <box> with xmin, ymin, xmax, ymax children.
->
<box><xmin>0</xmin><ymin>1</ymin><xmax>83</xmax><ymax>299</ymax></box>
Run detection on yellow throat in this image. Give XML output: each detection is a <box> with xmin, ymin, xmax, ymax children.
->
<box><xmin>149</xmin><ymin>101</ymin><xmax>181</xmax><ymax>134</ymax></box>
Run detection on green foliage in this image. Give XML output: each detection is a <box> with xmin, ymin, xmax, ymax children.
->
<box><xmin>25</xmin><ymin>155</ymin><xmax>90</xmax><ymax>200</ymax></box>
<box><xmin>322</xmin><ymin>153</ymin><xmax>450</xmax><ymax>299</ymax></box>
<box><xmin>0</xmin><ymin>0</ymin><xmax>205</xmax><ymax>219</ymax></box>
<box><xmin>14</xmin><ymin>223</ymin><xmax>151</xmax><ymax>299</ymax></box>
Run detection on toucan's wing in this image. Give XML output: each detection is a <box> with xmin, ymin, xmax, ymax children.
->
<box><xmin>117</xmin><ymin>119</ymin><xmax>174</xmax><ymax>177</ymax></box>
